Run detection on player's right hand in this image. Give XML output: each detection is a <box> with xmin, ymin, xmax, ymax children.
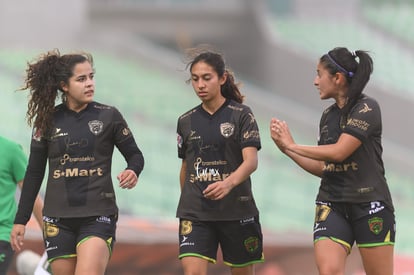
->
<box><xmin>10</xmin><ymin>224</ymin><xmax>26</xmax><ymax>251</ymax></box>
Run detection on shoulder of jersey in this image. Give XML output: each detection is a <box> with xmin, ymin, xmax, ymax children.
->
<box><xmin>92</xmin><ymin>101</ymin><xmax>115</xmax><ymax>111</ymax></box>
<box><xmin>179</xmin><ymin>106</ymin><xmax>199</xmax><ymax>120</ymax></box>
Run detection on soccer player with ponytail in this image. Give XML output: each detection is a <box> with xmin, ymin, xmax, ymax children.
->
<box><xmin>270</xmin><ymin>47</ymin><xmax>395</xmax><ymax>275</ymax></box>
<box><xmin>176</xmin><ymin>46</ymin><xmax>264</xmax><ymax>275</ymax></box>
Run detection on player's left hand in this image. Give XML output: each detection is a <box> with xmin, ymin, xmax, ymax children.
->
<box><xmin>270</xmin><ymin>118</ymin><xmax>294</xmax><ymax>152</ymax></box>
<box><xmin>118</xmin><ymin>169</ymin><xmax>138</xmax><ymax>189</ymax></box>
<box><xmin>203</xmin><ymin>180</ymin><xmax>233</xmax><ymax>200</ymax></box>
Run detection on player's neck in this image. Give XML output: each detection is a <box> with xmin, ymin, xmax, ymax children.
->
<box><xmin>202</xmin><ymin>96</ymin><xmax>226</xmax><ymax>115</ymax></box>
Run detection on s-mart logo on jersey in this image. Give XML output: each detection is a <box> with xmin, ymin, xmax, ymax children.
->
<box><xmin>323</xmin><ymin>161</ymin><xmax>358</xmax><ymax>172</ymax></box>
<box><xmin>53</xmin><ymin>167</ymin><xmax>104</xmax><ymax>179</ymax></box>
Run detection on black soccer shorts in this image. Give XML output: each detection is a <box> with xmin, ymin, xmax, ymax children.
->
<box><xmin>313</xmin><ymin>201</ymin><xmax>395</xmax><ymax>253</ymax></box>
<box><xmin>42</xmin><ymin>215</ymin><xmax>117</xmax><ymax>262</ymax></box>
<box><xmin>178</xmin><ymin>216</ymin><xmax>264</xmax><ymax>267</ymax></box>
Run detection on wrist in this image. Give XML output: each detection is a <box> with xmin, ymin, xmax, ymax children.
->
<box><xmin>286</xmin><ymin>143</ymin><xmax>296</xmax><ymax>153</ymax></box>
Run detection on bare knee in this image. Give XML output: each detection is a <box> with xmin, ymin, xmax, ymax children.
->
<box><xmin>317</xmin><ymin>262</ymin><xmax>345</xmax><ymax>275</ymax></box>
<box><xmin>231</xmin><ymin>264</ymin><xmax>255</xmax><ymax>275</ymax></box>
<box><xmin>181</xmin><ymin>256</ymin><xmax>208</xmax><ymax>275</ymax></box>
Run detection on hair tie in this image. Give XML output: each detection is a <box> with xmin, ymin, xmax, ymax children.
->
<box><xmin>351</xmin><ymin>51</ymin><xmax>357</xmax><ymax>57</ymax></box>
<box><xmin>327</xmin><ymin>53</ymin><xmax>354</xmax><ymax>78</ymax></box>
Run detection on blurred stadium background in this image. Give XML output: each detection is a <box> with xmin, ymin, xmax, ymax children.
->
<box><xmin>1</xmin><ymin>0</ymin><xmax>413</xmax><ymax>274</ymax></box>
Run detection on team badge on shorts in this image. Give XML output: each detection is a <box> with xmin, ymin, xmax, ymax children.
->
<box><xmin>88</xmin><ymin>120</ymin><xmax>104</xmax><ymax>135</ymax></box>
<box><xmin>220</xmin><ymin>123</ymin><xmax>234</xmax><ymax>138</ymax></box>
<box><xmin>244</xmin><ymin>236</ymin><xmax>259</xmax><ymax>253</ymax></box>
<box><xmin>368</xmin><ymin>217</ymin><xmax>383</xmax><ymax>235</ymax></box>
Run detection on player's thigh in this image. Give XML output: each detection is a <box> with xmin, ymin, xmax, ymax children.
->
<box><xmin>50</xmin><ymin>257</ymin><xmax>76</xmax><ymax>275</ymax></box>
<box><xmin>314</xmin><ymin>238</ymin><xmax>347</xmax><ymax>275</ymax></box>
<box><xmin>76</xmin><ymin>237</ymin><xmax>110</xmax><ymax>274</ymax></box>
<box><xmin>359</xmin><ymin>245</ymin><xmax>394</xmax><ymax>275</ymax></box>
<box><xmin>75</xmin><ymin>215</ymin><xmax>117</xmax><ymax>273</ymax></box>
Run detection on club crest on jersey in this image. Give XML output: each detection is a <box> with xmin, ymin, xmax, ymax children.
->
<box><xmin>220</xmin><ymin>122</ymin><xmax>235</xmax><ymax>138</ymax></box>
<box><xmin>88</xmin><ymin>120</ymin><xmax>104</xmax><ymax>135</ymax></box>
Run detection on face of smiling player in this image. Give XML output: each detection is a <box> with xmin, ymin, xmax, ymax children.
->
<box><xmin>61</xmin><ymin>61</ymin><xmax>95</xmax><ymax>112</ymax></box>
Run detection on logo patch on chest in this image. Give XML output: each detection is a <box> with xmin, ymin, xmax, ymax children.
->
<box><xmin>88</xmin><ymin>120</ymin><xmax>104</xmax><ymax>135</ymax></box>
<box><xmin>220</xmin><ymin>122</ymin><xmax>235</xmax><ymax>138</ymax></box>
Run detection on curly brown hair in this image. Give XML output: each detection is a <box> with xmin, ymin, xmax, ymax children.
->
<box><xmin>20</xmin><ymin>49</ymin><xmax>93</xmax><ymax>135</ymax></box>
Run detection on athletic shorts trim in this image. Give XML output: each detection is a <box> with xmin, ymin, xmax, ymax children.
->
<box><xmin>48</xmin><ymin>254</ymin><xmax>77</xmax><ymax>263</ymax></box>
<box><xmin>178</xmin><ymin>253</ymin><xmax>216</xmax><ymax>264</ymax></box>
<box><xmin>77</xmin><ymin>236</ymin><xmax>114</xmax><ymax>253</ymax></box>
<box><xmin>314</xmin><ymin>236</ymin><xmax>352</xmax><ymax>253</ymax></box>
<box><xmin>357</xmin><ymin>240</ymin><xmax>395</xmax><ymax>248</ymax></box>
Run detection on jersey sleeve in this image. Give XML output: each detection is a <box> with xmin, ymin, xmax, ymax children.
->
<box><xmin>342</xmin><ymin>98</ymin><xmax>381</xmax><ymax>142</ymax></box>
<box><xmin>239</xmin><ymin>106</ymin><xmax>261</xmax><ymax>150</ymax></box>
<box><xmin>112</xmin><ymin>107</ymin><xmax>134</xmax><ymax>144</ymax></box>
<box><xmin>14</xmin><ymin>128</ymin><xmax>48</xmax><ymax>225</ymax></box>
<box><xmin>112</xmin><ymin>108</ymin><xmax>145</xmax><ymax>176</ymax></box>
<box><xmin>176</xmin><ymin>118</ymin><xmax>186</xmax><ymax>159</ymax></box>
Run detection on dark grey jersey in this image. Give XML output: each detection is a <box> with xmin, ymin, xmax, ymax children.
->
<box><xmin>316</xmin><ymin>94</ymin><xmax>394</xmax><ymax>211</ymax></box>
<box><xmin>176</xmin><ymin>99</ymin><xmax>261</xmax><ymax>221</ymax></box>
<box><xmin>15</xmin><ymin>102</ymin><xmax>144</xmax><ymax>224</ymax></box>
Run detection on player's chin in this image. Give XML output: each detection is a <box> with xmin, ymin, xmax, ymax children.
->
<box><xmin>82</xmin><ymin>98</ymin><xmax>94</xmax><ymax>106</ymax></box>
<box><xmin>319</xmin><ymin>94</ymin><xmax>329</xmax><ymax>100</ymax></box>
<box><xmin>197</xmin><ymin>93</ymin><xmax>209</xmax><ymax>99</ymax></box>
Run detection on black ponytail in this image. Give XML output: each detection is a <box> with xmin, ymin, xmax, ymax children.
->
<box><xmin>320</xmin><ymin>47</ymin><xmax>373</xmax><ymax>116</ymax></box>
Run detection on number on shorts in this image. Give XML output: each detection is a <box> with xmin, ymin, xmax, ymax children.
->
<box><xmin>315</xmin><ymin>204</ymin><xmax>331</xmax><ymax>223</ymax></box>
